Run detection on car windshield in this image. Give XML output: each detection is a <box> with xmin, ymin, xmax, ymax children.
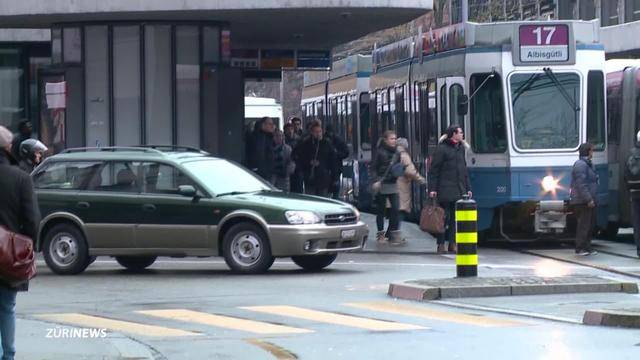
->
<box><xmin>510</xmin><ymin>72</ymin><xmax>580</xmax><ymax>150</ymax></box>
<box><xmin>182</xmin><ymin>159</ymin><xmax>273</xmax><ymax>195</ymax></box>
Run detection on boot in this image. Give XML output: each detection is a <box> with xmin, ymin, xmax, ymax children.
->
<box><xmin>389</xmin><ymin>231</ymin><xmax>407</xmax><ymax>246</ymax></box>
<box><xmin>437</xmin><ymin>244</ymin><xmax>446</xmax><ymax>254</ymax></box>
<box><xmin>448</xmin><ymin>242</ymin><xmax>457</xmax><ymax>254</ymax></box>
<box><xmin>376</xmin><ymin>231</ymin><xmax>388</xmax><ymax>244</ymax></box>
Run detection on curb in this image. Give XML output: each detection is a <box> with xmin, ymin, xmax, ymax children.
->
<box><xmin>583</xmin><ymin>309</ymin><xmax>640</xmax><ymax>328</ymax></box>
<box><xmin>388</xmin><ymin>277</ymin><xmax>639</xmax><ymax>301</ymax></box>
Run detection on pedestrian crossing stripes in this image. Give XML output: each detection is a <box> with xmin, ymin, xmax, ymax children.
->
<box><xmin>344</xmin><ymin>301</ymin><xmax>528</xmax><ymax>327</ymax></box>
<box><xmin>137</xmin><ymin>309</ymin><xmax>312</xmax><ymax>335</ymax></box>
<box><xmin>240</xmin><ymin>305</ymin><xmax>427</xmax><ymax>331</ymax></box>
<box><xmin>36</xmin><ymin>313</ymin><xmax>201</xmax><ymax>337</ymax></box>
<box><xmin>35</xmin><ymin>302</ymin><xmax>532</xmax><ymax>338</ymax></box>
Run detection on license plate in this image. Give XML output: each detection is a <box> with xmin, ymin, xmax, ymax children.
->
<box><xmin>341</xmin><ymin>230</ymin><xmax>356</xmax><ymax>239</ymax></box>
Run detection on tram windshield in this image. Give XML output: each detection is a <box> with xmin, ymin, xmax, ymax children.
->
<box><xmin>511</xmin><ymin>72</ymin><xmax>580</xmax><ymax>150</ymax></box>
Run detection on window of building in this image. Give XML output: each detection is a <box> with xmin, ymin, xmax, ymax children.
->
<box><xmin>587</xmin><ymin>71</ymin><xmax>606</xmax><ymax>151</ymax></box>
<box><xmin>84</xmin><ymin>26</ymin><xmax>110</xmax><ymax>147</ymax></box>
<box><xmin>62</xmin><ymin>27</ymin><xmax>82</xmax><ymax>63</ymax></box>
<box><xmin>51</xmin><ymin>28</ymin><xmax>62</xmax><ymax>64</ymax></box>
<box><xmin>202</xmin><ymin>26</ymin><xmax>220</xmax><ymax>63</ymax></box>
<box><xmin>0</xmin><ymin>47</ymin><xmax>25</xmax><ymax>131</ymax></box>
<box><xmin>602</xmin><ymin>0</ymin><xmax>620</xmax><ymax>26</ymax></box>
<box><xmin>145</xmin><ymin>25</ymin><xmax>173</xmax><ymax>145</ymax></box>
<box><xmin>176</xmin><ymin>26</ymin><xmax>200</xmax><ymax>147</ymax></box>
<box><xmin>113</xmin><ymin>26</ymin><xmax>141</xmax><ymax>146</ymax></box>
<box><xmin>470</xmin><ymin>73</ymin><xmax>507</xmax><ymax>153</ymax></box>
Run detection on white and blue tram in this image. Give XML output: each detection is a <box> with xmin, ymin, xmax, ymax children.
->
<box><xmin>605</xmin><ymin>59</ymin><xmax>640</xmax><ymax>237</ymax></box>
<box><xmin>301</xmin><ymin>55</ymin><xmax>373</xmax><ymax>206</ymax></box>
<box><xmin>367</xmin><ymin>20</ymin><xmax>608</xmax><ymax>240</ymax></box>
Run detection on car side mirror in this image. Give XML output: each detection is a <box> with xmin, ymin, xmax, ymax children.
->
<box><xmin>457</xmin><ymin>95</ymin><xmax>469</xmax><ymax>116</ymax></box>
<box><xmin>178</xmin><ymin>185</ymin><xmax>197</xmax><ymax>198</ymax></box>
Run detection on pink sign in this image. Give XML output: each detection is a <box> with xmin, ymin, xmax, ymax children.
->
<box><xmin>519</xmin><ymin>24</ymin><xmax>569</xmax><ymax>62</ymax></box>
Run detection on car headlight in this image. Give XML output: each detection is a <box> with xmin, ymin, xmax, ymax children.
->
<box><xmin>351</xmin><ymin>206</ymin><xmax>361</xmax><ymax>221</ymax></box>
<box><xmin>285</xmin><ymin>211</ymin><xmax>322</xmax><ymax>225</ymax></box>
<box><xmin>541</xmin><ymin>176</ymin><xmax>559</xmax><ymax>192</ymax></box>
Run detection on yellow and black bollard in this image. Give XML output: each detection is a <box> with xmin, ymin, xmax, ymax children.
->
<box><xmin>455</xmin><ymin>195</ymin><xmax>478</xmax><ymax>277</ymax></box>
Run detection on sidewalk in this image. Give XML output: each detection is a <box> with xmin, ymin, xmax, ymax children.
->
<box><xmin>15</xmin><ymin>318</ymin><xmax>154</xmax><ymax>360</ymax></box>
<box><xmin>360</xmin><ymin>213</ymin><xmax>437</xmax><ymax>254</ymax></box>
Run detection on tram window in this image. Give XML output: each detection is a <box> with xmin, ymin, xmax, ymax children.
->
<box><xmin>428</xmin><ymin>81</ymin><xmax>438</xmax><ymax>144</ymax></box>
<box><xmin>449</xmin><ymin>84</ymin><xmax>465</xmax><ymax>131</ymax></box>
<box><xmin>470</xmin><ymin>73</ymin><xmax>507</xmax><ymax>154</ymax></box>
<box><xmin>440</xmin><ymin>84</ymin><xmax>448</xmax><ymax>131</ymax></box>
<box><xmin>511</xmin><ymin>72</ymin><xmax>580</xmax><ymax>150</ymax></box>
<box><xmin>389</xmin><ymin>88</ymin><xmax>397</xmax><ymax>131</ymax></box>
<box><xmin>316</xmin><ymin>101</ymin><xmax>324</xmax><ymax>122</ymax></box>
<box><xmin>607</xmin><ymin>72</ymin><xmax>623</xmax><ymax>144</ymax></box>
<box><xmin>331</xmin><ymin>98</ymin><xmax>338</xmax><ymax>130</ymax></box>
<box><xmin>359</xmin><ymin>93</ymin><xmax>371</xmax><ymax>151</ymax></box>
<box><xmin>587</xmin><ymin>71</ymin><xmax>606</xmax><ymax>151</ymax></box>
<box><xmin>395</xmin><ymin>86</ymin><xmax>406</xmax><ymax>137</ymax></box>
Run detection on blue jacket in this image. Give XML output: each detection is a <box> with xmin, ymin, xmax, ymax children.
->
<box><xmin>570</xmin><ymin>157</ymin><xmax>598</xmax><ymax>205</ymax></box>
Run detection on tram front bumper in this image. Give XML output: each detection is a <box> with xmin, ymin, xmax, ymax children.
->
<box><xmin>534</xmin><ymin>200</ymin><xmax>567</xmax><ymax>233</ymax></box>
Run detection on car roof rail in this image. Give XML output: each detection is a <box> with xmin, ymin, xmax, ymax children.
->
<box><xmin>138</xmin><ymin>145</ymin><xmax>210</xmax><ymax>155</ymax></box>
<box><xmin>61</xmin><ymin>147</ymin><xmax>164</xmax><ymax>155</ymax></box>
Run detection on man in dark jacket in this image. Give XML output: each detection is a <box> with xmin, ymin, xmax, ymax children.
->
<box><xmin>325</xmin><ymin>124</ymin><xmax>350</xmax><ymax>199</ymax></box>
<box><xmin>10</xmin><ymin>120</ymin><xmax>32</xmax><ymax>161</ymax></box>
<box><xmin>284</xmin><ymin>123</ymin><xmax>304</xmax><ymax>193</ymax></box>
<box><xmin>428</xmin><ymin>125</ymin><xmax>472</xmax><ymax>254</ymax></box>
<box><xmin>570</xmin><ymin>143</ymin><xmax>598</xmax><ymax>256</ymax></box>
<box><xmin>296</xmin><ymin>121</ymin><xmax>336</xmax><ymax>197</ymax></box>
<box><xmin>624</xmin><ymin>131</ymin><xmax>640</xmax><ymax>258</ymax></box>
<box><xmin>0</xmin><ymin>125</ymin><xmax>40</xmax><ymax>360</ymax></box>
<box><xmin>247</xmin><ymin>117</ymin><xmax>276</xmax><ymax>183</ymax></box>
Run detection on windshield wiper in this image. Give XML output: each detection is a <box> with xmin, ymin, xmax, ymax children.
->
<box><xmin>543</xmin><ymin>67</ymin><xmax>580</xmax><ymax>112</ymax></box>
<box><xmin>512</xmin><ymin>73</ymin><xmax>540</xmax><ymax>105</ymax></box>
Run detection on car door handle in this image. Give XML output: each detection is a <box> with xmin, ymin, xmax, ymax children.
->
<box><xmin>76</xmin><ymin>202</ymin><xmax>90</xmax><ymax>209</ymax></box>
<box><xmin>142</xmin><ymin>204</ymin><xmax>157</xmax><ymax>212</ymax></box>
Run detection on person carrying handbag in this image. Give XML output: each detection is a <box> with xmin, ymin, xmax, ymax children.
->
<box><xmin>428</xmin><ymin>125</ymin><xmax>472</xmax><ymax>254</ymax></box>
<box><xmin>371</xmin><ymin>131</ymin><xmax>405</xmax><ymax>245</ymax></box>
<box><xmin>0</xmin><ymin>126</ymin><xmax>40</xmax><ymax>360</ymax></box>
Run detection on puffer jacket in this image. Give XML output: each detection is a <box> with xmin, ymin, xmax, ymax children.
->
<box><xmin>428</xmin><ymin>137</ymin><xmax>471</xmax><ymax>202</ymax></box>
<box><xmin>570</xmin><ymin>156</ymin><xmax>598</xmax><ymax>205</ymax></box>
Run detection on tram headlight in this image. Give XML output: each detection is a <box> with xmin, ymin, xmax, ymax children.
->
<box><xmin>541</xmin><ymin>176</ymin><xmax>559</xmax><ymax>192</ymax></box>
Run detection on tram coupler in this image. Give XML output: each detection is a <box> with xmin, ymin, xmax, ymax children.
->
<box><xmin>534</xmin><ymin>200</ymin><xmax>567</xmax><ymax>234</ymax></box>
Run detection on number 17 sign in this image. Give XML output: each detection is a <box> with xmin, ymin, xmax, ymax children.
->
<box><xmin>519</xmin><ymin>24</ymin><xmax>569</xmax><ymax>63</ymax></box>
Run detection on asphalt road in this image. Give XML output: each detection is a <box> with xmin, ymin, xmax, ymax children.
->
<box><xmin>15</xmin><ymin>246</ymin><xmax>640</xmax><ymax>360</ymax></box>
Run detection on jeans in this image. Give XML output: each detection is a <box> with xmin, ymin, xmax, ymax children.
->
<box><xmin>574</xmin><ymin>204</ymin><xmax>595</xmax><ymax>252</ymax></box>
<box><xmin>631</xmin><ymin>199</ymin><xmax>640</xmax><ymax>256</ymax></box>
<box><xmin>0</xmin><ymin>286</ymin><xmax>16</xmax><ymax>360</ymax></box>
<box><xmin>436</xmin><ymin>202</ymin><xmax>457</xmax><ymax>245</ymax></box>
<box><xmin>376</xmin><ymin>193</ymin><xmax>399</xmax><ymax>233</ymax></box>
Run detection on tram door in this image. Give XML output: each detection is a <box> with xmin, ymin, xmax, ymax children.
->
<box><xmin>436</xmin><ymin>77</ymin><xmax>467</xmax><ymax>134</ymax></box>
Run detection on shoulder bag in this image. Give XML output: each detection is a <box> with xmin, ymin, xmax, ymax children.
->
<box><xmin>419</xmin><ymin>198</ymin><xmax>445</xmax><ymax>235</ymax></box>
<box><xmin>0</xmin><ymin>226</ymin><xmax>37</xmax><ymax>285</ymax></box>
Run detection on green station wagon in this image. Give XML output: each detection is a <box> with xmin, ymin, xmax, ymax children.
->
<box><xmin>32</xmin><ymin>146</ymin><xmax>368</xmax><ymax>275</ymax></box>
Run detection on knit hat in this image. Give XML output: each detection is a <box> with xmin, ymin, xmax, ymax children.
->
<box><xmin>0</xmin><ymin>126</ymin><xmax>13</xmax><ymax>149</ymax></box>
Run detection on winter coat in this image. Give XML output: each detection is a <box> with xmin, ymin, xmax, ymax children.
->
<box><xmin>295</xmin><ymin>137</ymin><xmax>337</xmax><ymax>189</ymax></box>
<box><xmin>428</xmin><ymin>137</ymin><xmax>471</xmax><ymax>202</ymax></box>
<box><xmin>18</xmin><ymin>159</ymin><xmax>36</xmax><ymax>174</ymax></box>
<box><xmin>247</xmin><ymin>130</ymin><xmax>276</xmax><ymax>182</ymax></box>
<box><xmin>0</xmin><ymin>150</ymin><xmax>40</xmax><ymax>291</ymax></box>
<box><xmin>624</xmin><ymin>146</ymin><xmax>640</xmax><ymax>199</ymax></box>
<box><xmin>11</xmin><ymin>134</ymin><xmax>30</xmax><ymax>161</ymax></box>
<box><xmin>326</xmin><ymin>132</ymin><xmax>350</xmax><ymax>178</ymax></box>
<box><xmin>397</xmin><ymin>148</ymin><xmax>426</xmax><ymax>212</ymax></box>
<box><xmin>372</xmin><ymin>142</ymin><xmax>400</xmax><ymax>195</ymax></box>
<box><xmin>272</xmin><ymin>143</ymin><xmax>295</xmax><ymax>191</ymax></box>
<box><xmin>570</xmin><ymin>156</ymin><xmax>598</xmax><ymax>205</ymax></box>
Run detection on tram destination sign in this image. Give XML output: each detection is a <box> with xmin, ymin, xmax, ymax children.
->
<box><xmin>519</xmin><ymin>24</ymin><xmax>569</xmax><ymax>63</ymax></box>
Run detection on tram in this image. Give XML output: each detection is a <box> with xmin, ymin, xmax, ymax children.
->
<box><xmin>301</xmin><ymin>55</ymin><xmax>373</xmax><ymax>207</ymax></box>
<box><xmin>367</xmin><ymin>20</ymin><xmax>608</xmax><ymax>240</ymax></box>
<box><xmin>605</xmin><ymin>59</ymin><xmax>640</xmax><ymax>237</ymax></box>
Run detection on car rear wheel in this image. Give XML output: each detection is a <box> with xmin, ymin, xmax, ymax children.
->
<box><xmin>115</xmin><ymin>256</ymin><xmax>157</xmax><ymax>271</ymax></box>
<box><xmin>291</xmin><ymin>254</ymin><xmax>337</xmax><ymax>271</ymax></box>
<box><xmin>43</xmin><ymin>223</ymin><xmax>91</xmax><ymax>275</ymax></box>
<box><xmin>223</xmin><ymin>222</ymin><xmax>274</xmax><ymax>274</ymax></box>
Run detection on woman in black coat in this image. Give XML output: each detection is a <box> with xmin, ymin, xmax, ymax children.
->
<box><xmin>428</xmin><ymin>125</ymin><xmax>472</xmax><ymax>254</ymax></box>
<box><xmin>0</xmin><ymin>126</ymin><xmax>40</xmax><ymax>360</ymax></box>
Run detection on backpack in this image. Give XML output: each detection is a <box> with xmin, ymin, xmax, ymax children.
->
<box><xmin>626</xmin><ymin>150</ymin><xmax>640</xmax><ymax>189</ymax></box>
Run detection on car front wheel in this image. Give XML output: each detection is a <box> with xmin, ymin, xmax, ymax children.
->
<box><xmin>291</xmin><ymin>254</ymin><xmax>338</xmax><ymax>271</ymax></box>
<box><xmin>43</xmin><ymin>223</ymin><xmax>91</xmax><ymax>275</ymax></box>
<box><xmin>115</xmin><ymin>256</ymin><xmax>157</xmax><ymax>271</ymax></box>
<box><xmin>223</xmin><ymin>222</ymin><xmax>274</xmax><ymax>274</ymax></box>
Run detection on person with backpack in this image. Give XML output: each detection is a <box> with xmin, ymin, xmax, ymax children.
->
<box><xmin>570</xmin><ymin>143</ymin><xmax>599</xmax><ymax>256</ymax></box>
<box><xmin>624</xmin><ymin>130</ymin><xmax>640</xmax><ymax>258</ymax></box>
<box><xmin>324</xmin><ymin>124</ymin><xmax>350</xmax><ymax>199</ymax></box>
